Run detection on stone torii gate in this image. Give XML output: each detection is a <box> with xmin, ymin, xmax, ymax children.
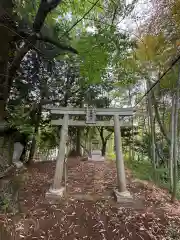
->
<box><xmin>46</xmin><ymin>107</ymin><xmax>134</xmax><ymax>202</ymax></box>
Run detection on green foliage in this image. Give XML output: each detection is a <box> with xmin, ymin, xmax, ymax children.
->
<box><xmin>107</xmin><ymin>152</ymin><xmax>116</xmax><ymax>160</ymax></box>
<box><xmin>7</xmin><ymin>0</ymin><xmax>140</xmax><ymax>160</ymax></box>
<box><xmin>74</xmin><ymin>25</ymin><xmax>132</xmax><ymax>84</ymax></box>
<box><xmin>76</xmin><ymin>34</ymin><xmax>108</xmax><ymax>83</ymax></box>
<box><xmin>8</xmin><ymin>105</ymin><xmax>34</xmax><ymax>135</ymax></box>
<box><xmin>0</xmin><ymin>196</ymin><xmax>11</xmax><ymax>213</ymax></box>
<box><xmin>126</xmin><ymin>157</ymin><xmax>180</xmax><ymax>199</ymax></box>
<box><xmin>15</xmin><ymin>0</ymin><xmax>38</xmax><ymax>23</ymax></box>
<box><xmin>126</xmin><ymin>158</ymin><xmax>155</xmax><ymax>181</ymax></box>
<box><xmin>37</xmin><ymin>124</ymin><xmax>59</xmax><ymax>150</ymax></box>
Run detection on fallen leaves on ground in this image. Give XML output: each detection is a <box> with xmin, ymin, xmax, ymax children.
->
<box><xmin>0</xmin><ymin>158</ymin><xmax>180</xmax><ymax>240</ymax></box>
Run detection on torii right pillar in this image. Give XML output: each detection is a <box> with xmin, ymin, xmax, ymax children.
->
<box><xmin>114</xmin><ymin>114</ymin><xmax>132</xmax><ymax>202</ymax></box>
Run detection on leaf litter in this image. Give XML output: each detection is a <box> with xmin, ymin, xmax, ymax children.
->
<box><xmin>0</xmin><ymin>158</ymin><xmax>180</xmax><ymax>239</ymax></box>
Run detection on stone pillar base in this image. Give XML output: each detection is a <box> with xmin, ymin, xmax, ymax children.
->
<box><xmin>45</xmin><ymin>187</ymin><xmax>65</xmax><ymax>200</ymax></box>
<box><xmin>114</xmin><ymin>189</ymin><xmax>132</xmax><ymax>203</ymax></box>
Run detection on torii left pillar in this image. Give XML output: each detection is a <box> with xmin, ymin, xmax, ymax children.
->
<box><xmin>46</xmin><ymin>114</ymin><xmax>69</xmax><ymax>199</ymax></box>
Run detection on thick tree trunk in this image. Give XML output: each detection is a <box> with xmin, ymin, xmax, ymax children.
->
<box><xmin>0</xmin><ymin>1</ymin><xmax>14</xmax><ymax>120</ymax></box>
<box><xmin>0</xmin><ymin>1</ymin><xmax>14</xmax><ymax>168</ymax></box>
<box><xmin>1</xmin><ymin>0</ymin><xmax>64</xmax><ymax>116</ymax></box>
<box><xmin>0</xmin><ymin>0</ymin><xmax>64</xmax><ymax>170</ymax></box>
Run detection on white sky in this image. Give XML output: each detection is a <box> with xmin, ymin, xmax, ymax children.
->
<box><xmin>118</xmin><ymin>0</ymin><xmax>152</xmax><ymax>34</ymax></box>
<box><xmin>85</xmin><ymin>0</ymin><xmax>153</xmax><ymax>36</ymax></box>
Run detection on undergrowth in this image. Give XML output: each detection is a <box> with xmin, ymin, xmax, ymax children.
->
<box><xmin>125</xmin><ymin>158</ymin><xmax>180</xmax><ymax>199</ymax></box>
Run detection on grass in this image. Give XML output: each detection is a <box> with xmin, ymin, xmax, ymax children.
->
<box><xmin>108</xmin><ymin>151</ymin><xmax>180</xmax><ymax>199</ymax></box>
<box><xmin>125</xmin><ymin>157</ymin><xmax>180</xmax><ymax>199</ymax></box>
<box><xmin>106</xmin><ymin>152</ymin><xmax>116</xmax><ymax>160</ymax></box>
<box><xmin>126</xmin><ymin>157</ymin><xmax>171</xmax><ymax>186</ymax></box>
<box><xmin>125</xmin><ymin>159</ymin><xmax>155</xmax><ymax>181</ymax></box>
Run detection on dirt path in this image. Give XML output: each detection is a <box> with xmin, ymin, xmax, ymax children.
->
<box><xmin>1</xmin><ymin>158</ymin><xmax>180</xmax><ymax>240</ymax></box>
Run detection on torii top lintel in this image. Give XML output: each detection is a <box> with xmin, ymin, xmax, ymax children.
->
<box><xmin>48</xmin><ymin>107</ymin><xmax>134</xmax><ymax>116</ymax></box>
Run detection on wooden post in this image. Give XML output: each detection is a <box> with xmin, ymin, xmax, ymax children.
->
<box><xmin>114</xmin><ymin>114</ymin><xmax>126</xmax><ymax>192</ymax></box>
<box><xmin>52</xmin><ymin>114</ymin><xmax>69</xmax><ymax>189</ymax></box>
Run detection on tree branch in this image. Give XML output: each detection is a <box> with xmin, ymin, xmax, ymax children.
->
<box><xmin>96</xmin><ymin>126</ymin><xmax>102</xmax><ymax>133</ymax></box>
<box><xmin>64</xmin><ymin>0</ymin><xmax>100</xmax><ymax>35</ymax></box>
<box><xmin>111</xmin><ymin>7</ymin><xmax>118</xmax><ymax>25</ymax></box>
<box><xmin>105</xmin><ymin>132</ymin><xmax>113</xmax><ymax>141</ymax></box>
<box><xmin>7</xmin><ymin>0</ymin><xmax>63</xmax><ymax>93</ymax></box>
<box><xmin>41</xmin><ymin>99</ymin><xmax>63</xmax><ymax>105</ymax></box>
<box><xmin>37</xmin><ymin>35</ymin><xmax>78</xmax><ymax>54</ymax></box>
<box><xmin>99</xmin><ymin>127</ymin><xmax>106</xmax><ymax>144</ymax></box>
<box><xmin>8</xmin><ymin>35</ymin><xmax>37</xmax><ymax>93</ymax></box>
<box><xmin>33</xmin><ymin>0</ymin><xmax>63</xmax><ymax>32</ymax></box>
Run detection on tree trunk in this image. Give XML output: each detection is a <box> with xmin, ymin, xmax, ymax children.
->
<box><xmin>99</xmin><ymin>127</ymin><xmax>105</xmax><ymax>156</ymax></box>
<box><xmin>0</xmin><ymin>1</ymin><xmax>14</xmax><ymax>120</ymax></box>
<box><xmin>0</xmin><ymin>1</ymin><xmax>14</xmax><ymax>168</ymax></box>
<box><xmin>76</xmin><ymin>128</ymin><xmax>81</xmax><ymax>156</ymax></box>
<box><xmin>0</xmin><ymin>0</ymin><xmax>63</xmax><ymax>169</ymax></box>
<box><xmin>1</xmin><ymin>1</ymin><xmax>64</xmax><ymax>119</ymax></box>
<box><xmin>101</xmin><ymin>141</ymin><xmax>107</xmax><ymax>156</ymax></box>
<box><xmin>170</xmin><ymin>94</ymin><xmax>175</xmax><ymax>191</ymax></box>
<box><xmin>27</xmin><ymin>104</ymin><xmax>42</xmax><ymax>164</ymax></box>
<box><xmin>171</xmin><ymin>65</ymin><xmax>180</xmax><ymax>202</ymax></box>
<box><xmin>131</xmin><ymin>117</ymin><xmax>135</xmax><ymax>161</ymax></box>
<box><xmin>147</xmin><ymin>80</ymin><xmax>157</xmax><ymax>181</ymax></box>
<box><xmin>98</xmin><ymin>127</ymin><xmax>113</xmax><ymax>157</ymax></box>
<box><xmin>20</xmin><ymin>143</ymin><xmax>27</xmax><ymax>162</ymax></box>
<box><xmin>28</xmin><ymin>136</ymin><xmax>36</xmax><ymax>164</ymax></box>
<box><xmin>151</xmin><ymin>87</ymin><xmax>170</xmax><ymax>145</ymax></box>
